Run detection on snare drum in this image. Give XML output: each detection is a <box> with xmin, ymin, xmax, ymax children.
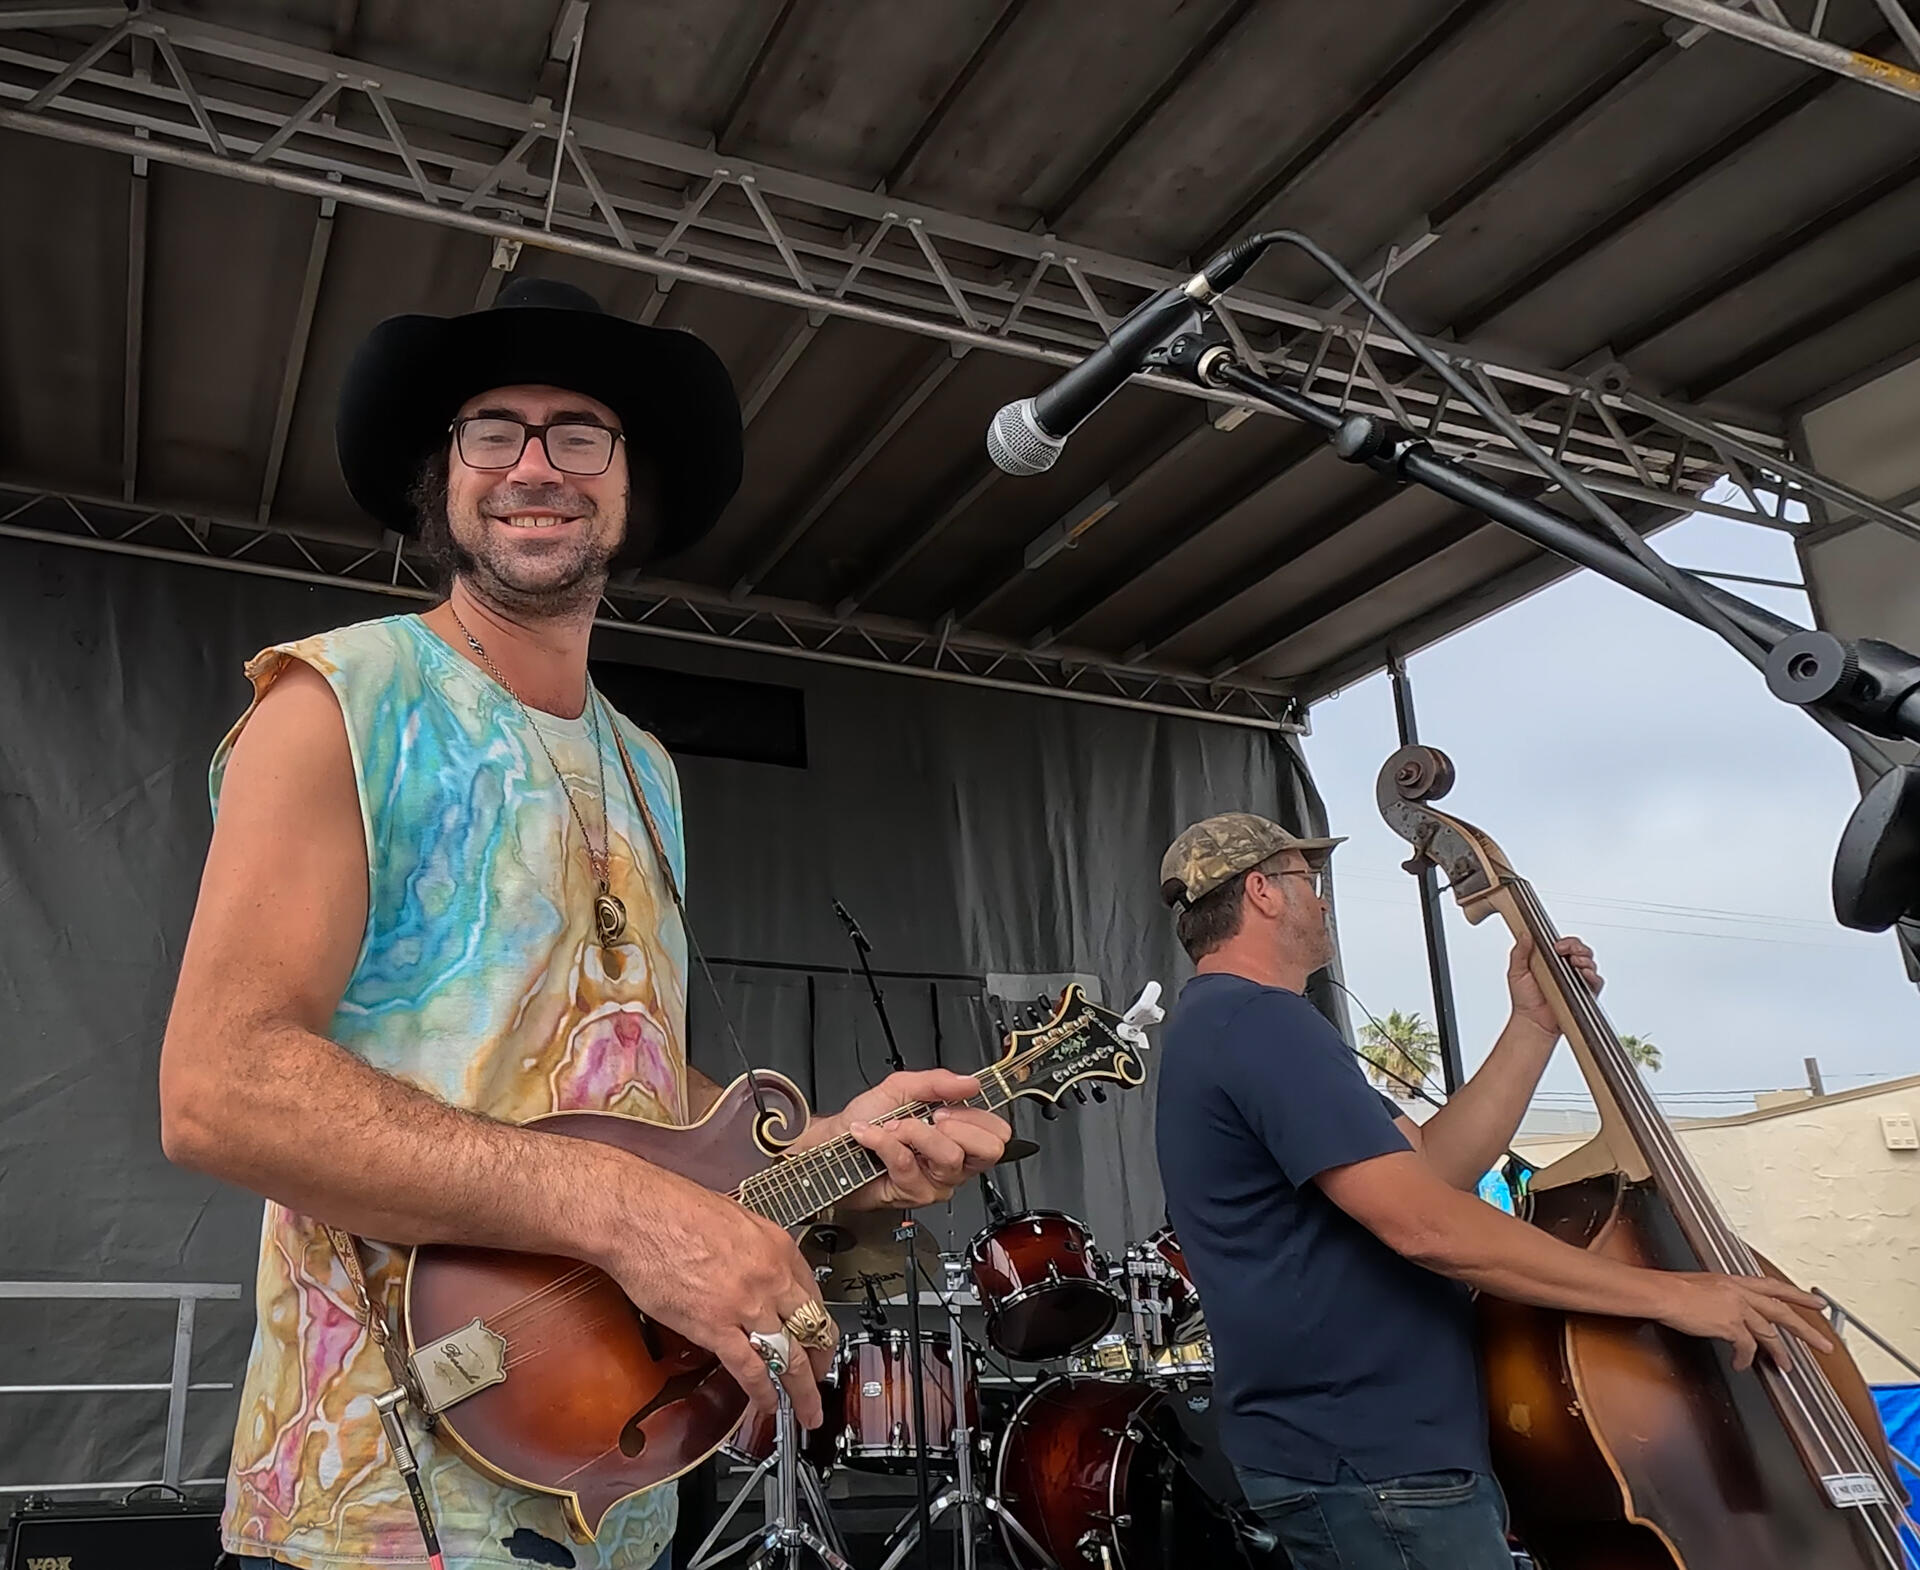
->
<box><xmin>835</xmin><ymin>1328</ymin><xmax>979</xmax><ymax>1474</ymax></box>
<box><xmin>1064</xmin><ymin>1331</ymin><xmax>1138</xmax><ymax>1378</ymax></box>
<box><xmin>967</xmin><ymin>1209</ymin><xmax>1117</xmax><ymax>1361</ymax></box>
<box><xmin>1146</xmin><ymin>1336</ymin><xmax>1214</xmax><ymax>1381</ymax></box>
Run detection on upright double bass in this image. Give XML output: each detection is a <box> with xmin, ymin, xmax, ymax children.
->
<box><xmin>1377</xmin><ymin>744</ymin><xmax>1911</xmax><ymax>1570</ymax></box>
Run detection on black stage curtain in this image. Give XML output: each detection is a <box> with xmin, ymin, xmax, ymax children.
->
<box><xmin>0</xmin><ymin>536</ymin><xmax>1321</xmax><ymax>1491</ymax></box>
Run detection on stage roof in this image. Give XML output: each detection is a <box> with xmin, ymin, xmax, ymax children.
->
<box><xmin>4</xmin><ymin>0</ymin><xmax>1919</xmax><ymax>723</ymax></box>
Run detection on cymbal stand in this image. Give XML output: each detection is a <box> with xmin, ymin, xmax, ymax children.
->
<box><xmin>879</xmin><ymin>1252</ymin><xmax>1057</xmax><ymax>1570</ymax></box>
<box><xmin>689</xmin><ymin>1382</ymin><xmax>851</xmax><ymax>1570</ymax></box>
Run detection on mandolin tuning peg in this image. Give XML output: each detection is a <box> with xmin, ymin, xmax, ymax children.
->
<box><xmin>1038</xmin><ymin>1101</ymin><xmax>1060</xmax><ymax>1121</ymax></box>
<box><xmin>1089</xmin><ymin>1084</ymin><xmax>1107</xmax><ymax>1104</ymax></box>
<box><xmin>1070</xmin><ymin>1085</ymin><xmax>1089</xmax><ymax>1106</ymax></box>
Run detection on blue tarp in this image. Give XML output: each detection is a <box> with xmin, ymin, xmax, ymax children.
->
<box><xmin>1875</xmin><ymin>1384</ymin><xmax>1920</xmax><ymax>1568</ymax></box>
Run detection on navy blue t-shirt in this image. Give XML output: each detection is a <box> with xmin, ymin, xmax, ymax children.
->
<box><xmin>1155</xmin><ymin>971</ymin><xmax>1487</xmax><ymax>1482</ymax></box>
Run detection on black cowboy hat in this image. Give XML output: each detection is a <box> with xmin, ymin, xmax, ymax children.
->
<box><xmin>335</xmin><ymin>277</ymin><xmax>742</xmax><ymax>563</ymax></box>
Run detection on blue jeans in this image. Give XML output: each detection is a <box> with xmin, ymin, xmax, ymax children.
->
<box><xmin>1235</xmin><ymin>1462</ymin><xmax>1511</xmax><ymax>1570</ymax></box>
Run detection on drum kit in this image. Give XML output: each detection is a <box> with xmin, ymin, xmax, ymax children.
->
<box><xmin>691</xmin><ymin>1181</ymin><xmax>1275</xmax><ymax>1570</ymax></box>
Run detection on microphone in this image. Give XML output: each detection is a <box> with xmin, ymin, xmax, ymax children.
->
<box><xmin>985</xmin><ymin>235</ymin><xmax>1275</xmax><ymax>476</ymax></box>
<box><xmin>831</xmin><ymin>898</ymin><xmax>871</xmax><ymax>954</ymax></box>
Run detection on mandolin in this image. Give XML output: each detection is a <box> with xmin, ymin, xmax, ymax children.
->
<box><xmin>401</xmin><ymin>982</ymin><xmax>1156</xmax><ymax>1539</ymax></box>
<box><xmin>1377</xmin><ymin>743</ymin><xmax>1911</xmax><ymax>1570</ymax></box>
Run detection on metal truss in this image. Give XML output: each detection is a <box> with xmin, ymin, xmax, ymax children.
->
<box><xmin>5</xmin><ymin>2</ymin><xmax>1908</xmax><ymax>541</ymax></box>
<box><xmin>0</xmin><ymin>485</ymin><xmax>1302</xmax><ymax>729</ymax></box>
<box><xmin>1631</xmin><ymin>0</ymin><xmax>1920</xmax><ymax>106</ymax></box>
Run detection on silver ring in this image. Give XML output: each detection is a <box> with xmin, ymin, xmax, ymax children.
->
<box><xmin>748</xmin><ymin>1328</ymin><xmax>793</xmax><ymax>1377</ymax></box>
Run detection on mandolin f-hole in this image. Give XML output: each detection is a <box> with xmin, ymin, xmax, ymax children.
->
<box><xmin>618</xmin><ymin>1414</ymin><xmax>647</xmax><ymax>1458</ymax></box>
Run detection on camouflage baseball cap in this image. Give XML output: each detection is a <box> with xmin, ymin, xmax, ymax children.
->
<box><xmin>1158</xmin><ymin>812</ymin><xmax>1345</xmax><ymax>908</ymax></box>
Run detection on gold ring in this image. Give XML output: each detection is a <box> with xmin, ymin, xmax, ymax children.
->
<box><xmin>784</xmin><ymin>1300</ymin><xmax>837</xmax><ymax>1352</ymax></box>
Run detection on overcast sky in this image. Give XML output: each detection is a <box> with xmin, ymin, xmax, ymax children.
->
<box><xmin>1301</xmin><ymin>495</ymin><xmax>1919</xmax><ymax>1120</ymax></box>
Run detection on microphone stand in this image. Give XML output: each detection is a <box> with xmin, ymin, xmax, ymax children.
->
<box><xmin>831</xmin><ymin>900</ymin><xmax>935</xmax><ymax>1570</ymax></box>
<box><xmin>1145</xmin><ymin>311</ymin><xmax>1920</xmax><ymax>942</ymax></box>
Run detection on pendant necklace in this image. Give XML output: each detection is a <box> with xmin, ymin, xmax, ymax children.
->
<box><xmin>448</xmin><ymin>607</ymin><xmax>628</xmax><ymax>948</ymax></box>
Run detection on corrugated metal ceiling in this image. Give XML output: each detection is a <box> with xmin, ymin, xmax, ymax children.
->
<box><xmin>3</xmin><ymin>0</ymin><xmax>1917</xmax><ymax>709</ymax></box>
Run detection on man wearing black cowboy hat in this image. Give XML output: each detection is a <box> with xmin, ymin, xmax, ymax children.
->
<box><xmin>160</xmin><ymin>278</ymin><xmax>1010</xmax><ymax>1570</ymax></box>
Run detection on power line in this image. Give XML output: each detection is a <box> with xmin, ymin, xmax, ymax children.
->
<box><xmin>1335</xmin><ymin>863</ymin><xmax>1848</xmax><ymax>935</ymax></box>
<box><xmin>1331</xmin><ymin>888</ymin><xmax>1864</xmax><ymax>951</ymax></box>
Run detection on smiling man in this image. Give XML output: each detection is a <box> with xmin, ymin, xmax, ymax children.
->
<box><xmin>159</xmin><ymin>279</ymin><xmax>1008</xmax><ymax>1570</ymax></box>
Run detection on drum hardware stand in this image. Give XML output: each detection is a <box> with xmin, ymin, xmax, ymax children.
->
<box><xmin>832</xmin><ymin>896</ymin><xmax>936</xmax><ymax>1570</ymax></box>
<box><xmin>689</xmin><ymin>1382</ymin><xmax>852</xmax><ymax>1570</ymax></box>
<box><xmin>895</xmin><ymin>1212</ymin><xmax>938</xmax><ymax>1570</ymax></box>
<box><xmin>1121</xmin><ymin>1251</ymin><xmax>1170</xmax><ymax>1364</ymax></box>
<box><xmin>1116</xmin><ymin>1417</ymin><xmax>1278</xmax><ymax>1564</ymax></box>
<box><xmin>858</xmin><ymin>1276</ymin><xmax>889</xmax><ymax>1331</ymax></box>
<box><xmin>879</xmin><ymin>1252</ymin><xmax>1058</xmax><ymax>1570</ymax></box>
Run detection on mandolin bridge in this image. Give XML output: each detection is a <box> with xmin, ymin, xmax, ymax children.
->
<box><xmin>408</xmin><ymin>1317</ymin><xmax>508</xmax><ymax>1413</ymax></box>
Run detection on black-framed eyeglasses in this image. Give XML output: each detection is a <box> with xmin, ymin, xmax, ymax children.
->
<box><xmin>450</xmin><ymin>416</ymin><xmax>624</xmax><ymax>476</ymax></box>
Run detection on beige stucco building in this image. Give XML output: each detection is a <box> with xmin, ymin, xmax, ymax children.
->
<box><xmin>1513</xmin><ymin>1075</ymin><xmax>1920</xmax><ymax>1383</ymax></box>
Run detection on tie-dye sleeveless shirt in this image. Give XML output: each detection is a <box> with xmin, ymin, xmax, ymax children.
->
<box><xmin>209</xmin><ymin>613</ymin><xmax>688</xmax><ymax>1569</ymax></box>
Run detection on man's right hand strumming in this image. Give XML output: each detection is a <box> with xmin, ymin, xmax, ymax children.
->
<box><xmin>593</xmin><ymin>1165</ymin><xmax>836</xmax><ymax>1427</ymax></box>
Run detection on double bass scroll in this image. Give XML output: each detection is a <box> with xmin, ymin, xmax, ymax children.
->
<box><xmin>1376</xmin><ymin>743</ymin><xmax>1912</xmax><ymax>1570</ymax></box>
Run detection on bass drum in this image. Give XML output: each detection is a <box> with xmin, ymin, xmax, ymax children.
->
<box><xmin>995</xmin><ymin>1376</ymin><xmax>1256</xmax><ymax>1570</ymax></box>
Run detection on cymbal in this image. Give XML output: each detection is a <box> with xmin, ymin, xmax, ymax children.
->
<box><xmin>801</xmin><ymin>1209</ymin><xmax>911</xmax><ymax>1302</ymax></box>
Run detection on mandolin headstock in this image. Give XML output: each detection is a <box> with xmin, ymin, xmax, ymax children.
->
<box><xmin>991</xmin><ymin>983</ymin><xmax>1149</xmax><ymax>1103</ymax></box>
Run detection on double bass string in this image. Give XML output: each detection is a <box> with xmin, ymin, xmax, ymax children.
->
<box><xmin>1519</xmin><ymin>883</ymin><xmax>1909</xmax><ymax>1564</ymax></box>
<box><xmin>1514</xmin><ymin>880</ymin><xmax>1910</xmax><ymax>1564</ymax></box>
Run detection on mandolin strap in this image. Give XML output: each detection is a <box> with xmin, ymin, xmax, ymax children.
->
<box><xmin>322</xmin><ymin>1223</ymin><xmax>446</xmax><ymax>1567</ymax></box>
<box><xmin>605</xmin><ymin>703</ymin><xmax>778</xmax><ymax>1124</ymax></box>
<box><xmin>323</xmin><ymin>1224</ymin><xmax>428</xmax><ymax>1413</ymax></box>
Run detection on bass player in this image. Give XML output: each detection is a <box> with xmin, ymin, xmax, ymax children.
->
<box><xmin>1153</xmin><ymin>812</ymin><xmax>1834</xmax><ymax>1570</ymax></box>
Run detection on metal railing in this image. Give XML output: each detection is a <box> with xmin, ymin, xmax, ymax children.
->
<box><xmin>1823</xmin><ymin>1292</ymin><xmax>1920</xmax><ymax>1484</ymax></box>
<box><xmin>0</xmin><ymin>1280</ymin><xmax>241</xmax><ymax>1495</ymax></box>
<box><xmin>1824</xmin><ymin>1291</ymin><xmax>1920</xmax><ymax>1384</ymax></box>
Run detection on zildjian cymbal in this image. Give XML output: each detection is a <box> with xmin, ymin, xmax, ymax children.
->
<box><xmin>800</xmin><ymin>1209</ymin><xmax>909</xmax><ymax>1302</ymax></box>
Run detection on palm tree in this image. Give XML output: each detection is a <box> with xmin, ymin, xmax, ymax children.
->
<box><xmin>1359</xmin><ymin>1009</ymin><xmax>1439</xmax><ymax>1096</ymax></box>
<box><xmin>1619</xmin><ymin>1033</ymin><xmax>1662</xmax><ymax>1072</ymax></box>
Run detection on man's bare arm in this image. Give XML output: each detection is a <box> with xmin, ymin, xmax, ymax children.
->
<box><xmin>1414</xmin><ymin>936</ymin><xmax>1600</xmax><ymax>1190</ymax></box>
<box><xmin>1411</xmin><ymin>1013</ymin><xmax>1556</xmax><ymax>1189</ymax></box>
<box><xmin>1316</xmin><ymin>1149</ymin><xmax>1832</xmax><ymax>1372</ymax></box>
<box><xmin>158</xmin><ymin>661</ymin><xmax>827</xmax><ymax>1419</ymax></box>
